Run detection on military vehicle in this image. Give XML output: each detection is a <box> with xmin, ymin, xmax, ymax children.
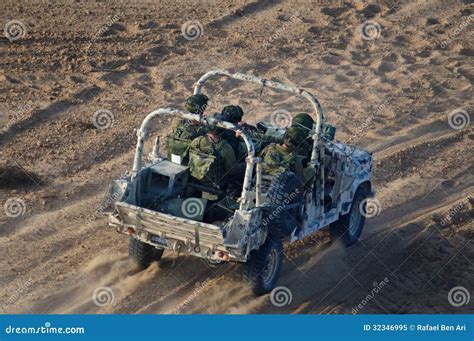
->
<box><xmin>101</xmin><ymin>70</ymin><xmax>374</xmax><ymax>295</ymax></box>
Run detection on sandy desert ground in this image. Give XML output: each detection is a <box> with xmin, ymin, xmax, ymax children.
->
<box><xmin>0</xmin><ymin>0</ymin><xmax>473</xmax><ymax>314</ymax></box>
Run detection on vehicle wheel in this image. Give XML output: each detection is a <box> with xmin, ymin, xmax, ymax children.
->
<box><xmin>128</xmin><ymin>237</ymin><xmax>164</xmax><ymax>269</ymax></box>
<box><xmin>266</xmin><ymin>171</ymin><xmax>304</xmax><ymax>237</ymax></box>
<box><xmin>329</xmin><ymin>185</ymin><xmax>368</xmax><ymax>247</ymax></box>
<box><xmin>243</xmin><ymin>235</ymin><xmax>283</xmax><ymax>296</ymax></box>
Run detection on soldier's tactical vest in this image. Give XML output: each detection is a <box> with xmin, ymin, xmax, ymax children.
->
<box><xmin>188</xmin><ymin>138</ymin><xmax>227</xmax><ymax>185</ymax></box>
<box><xmin>166</xmin><ymin>119</ymin><xmax>203</xmax><ymax>165</ymax></box>
<box><xmin>261</xmin><ymin>144</ymin><xmax>295</xmax><ymax>176</ymax></box>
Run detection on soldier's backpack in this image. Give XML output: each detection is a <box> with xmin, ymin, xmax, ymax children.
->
<box><xmin>166</xmin><ymin>119</ymin><xmax>203</xmax><ymax>165</ymax></box>
<box><xmin>188</xmin><ymin>137</ymin><xmax>227</xmax><ymax>186</ymax></box>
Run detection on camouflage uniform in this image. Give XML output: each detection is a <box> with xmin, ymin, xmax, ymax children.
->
<box><xmin>259</xmin><ymin>127</ymin><xmax>305</xmax><ymax>180</ymax></box>
<box><xmin>166</xmin><ymin>94</ymin><xmax>208</xmax><ymax>164</ymax></box>
<box><xmin>216</xmin><ymin>105</ymin><xmax>282</xmax><ymax>165</ymax></box>
<box><xmin>188</xmin><ymin>130</ymin><xmax>237</xmax><ymax>189</ymax></box>
<box><xmin>215</xmin><ymin>106</ymin><xmax>243</xmax><ymax>155</ymax></box>
<box><xmin>291</xmin><ymin>113</ymin><xmax>315</xmax><ymax>163</ymax></box>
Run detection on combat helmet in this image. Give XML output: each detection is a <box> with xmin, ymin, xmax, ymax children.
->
<box><xmin>292</xmin><ymin>113</ymin><xmax>314</xmax><ymax>131</ymax></box>
<box><xmin>221</xmin><ymin>105</ymin><xmax>244</xmax><ymax>124</ymax></box>
<box><xmin>185</xmin><ymin>94</ymin><xmax>209</xmax><ymax>114</ymax></box>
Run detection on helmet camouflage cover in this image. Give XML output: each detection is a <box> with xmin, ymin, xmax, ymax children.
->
<box><xmin>221</xmin><ymin>105</ymin><xmax>244</xmax><ymax>124</ymax></box>
<box><xmin>292</xmin><ymin>113</ymin><xmax>314</xmax><ymax>130</ymax></box>
<box><xmin>185</xmin><ymin>94</ymin><xmax>209</xmax><ymax>114</ymax></box>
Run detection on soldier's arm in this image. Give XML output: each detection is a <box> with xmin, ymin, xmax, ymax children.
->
<box><xmin>292</xmin><ymin>154</ymin><xmax>305</xmax><ymax>181</ymax></box>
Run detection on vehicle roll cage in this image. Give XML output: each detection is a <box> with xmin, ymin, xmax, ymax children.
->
<box><xmin>131</xmin><ymin>69</ymin><xmax>325</xmax><ymax>211</ymax></box>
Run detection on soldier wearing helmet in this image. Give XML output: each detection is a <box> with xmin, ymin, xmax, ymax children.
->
<box><xmin>166</xmin><ymin>94</ymin><xmax>209</xmax><ymax>165</ymax></box>
<box><xmin>221</xmin><ymin>105</ymin><xmax>244</xmax><ymax>124</ymax></box>
<box><xmin>291</xmin><ymin>113</ymin><xmax>315</xmax><ymax>164</ymax></box>
<box><xmin>218</xmin><ymin>105</ymin><xmax>282</xmax><ymax>160</ymax></box>
<box><xmin>188</xmin><ymin>123</ymin><xmax>237</xmax><ymax>189</ymax></box>
<box><xmin>217</xmin><ymin>105</ymin><xmax>245</xmax><ymax>154</ymax></box>
<box><xmin>259</xmin><ymin>126</ymin><xmax>305</xmax><ymax>180</ymax></box>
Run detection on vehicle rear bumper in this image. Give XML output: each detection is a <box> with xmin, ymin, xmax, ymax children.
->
<box><xmin>109</xmin><ymin>202</ymin><xmax>242</xmax><ymax>262</ymax></box>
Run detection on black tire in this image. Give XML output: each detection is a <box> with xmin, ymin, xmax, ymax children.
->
<box><xmin>329</xmin><ymin>185</ymin><xmax>368</xmax><ymax>247</ymax></box>
<box><xmin>243</xmin><ymin>236</ymin><xmax>283</xmax><ymax>296</ymax></box>
<box><xmin>265</xmin><ymin>171</ymin><xmax>304</xmax><ymax>237</ymax></box>
<box><xmin>128</xmin><ymin>237</ymin><xmax>164</xmax><ymax>269</ymax></box>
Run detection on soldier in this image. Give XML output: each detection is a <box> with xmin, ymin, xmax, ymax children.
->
<box><xmin>166</xmin><ymin>94</ymin><xmax>209</xmax><ymax>164</ymax></box>
<box><xmin>218</xmin><ymin>105</ymin><xmax>244</xmax><ymax>153</ymax></box>
<box><xmin>218</xmin><ymin>105</ymin><xmax>281</xmax><ymax>162</ymax></box>
<box><xmin>291</xmin><ymin>112</ymin><xmax>315</xmax><ymax>164</ymax></box>
<box><xmin>259</xmin><ymin>126</ymin><xmax>305</xmax><ymax>180</ymax></box>
<box><xmin>188</xmin><ymin>125</ymin><xmax>237</xmax><ymax>189</ymax></box>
